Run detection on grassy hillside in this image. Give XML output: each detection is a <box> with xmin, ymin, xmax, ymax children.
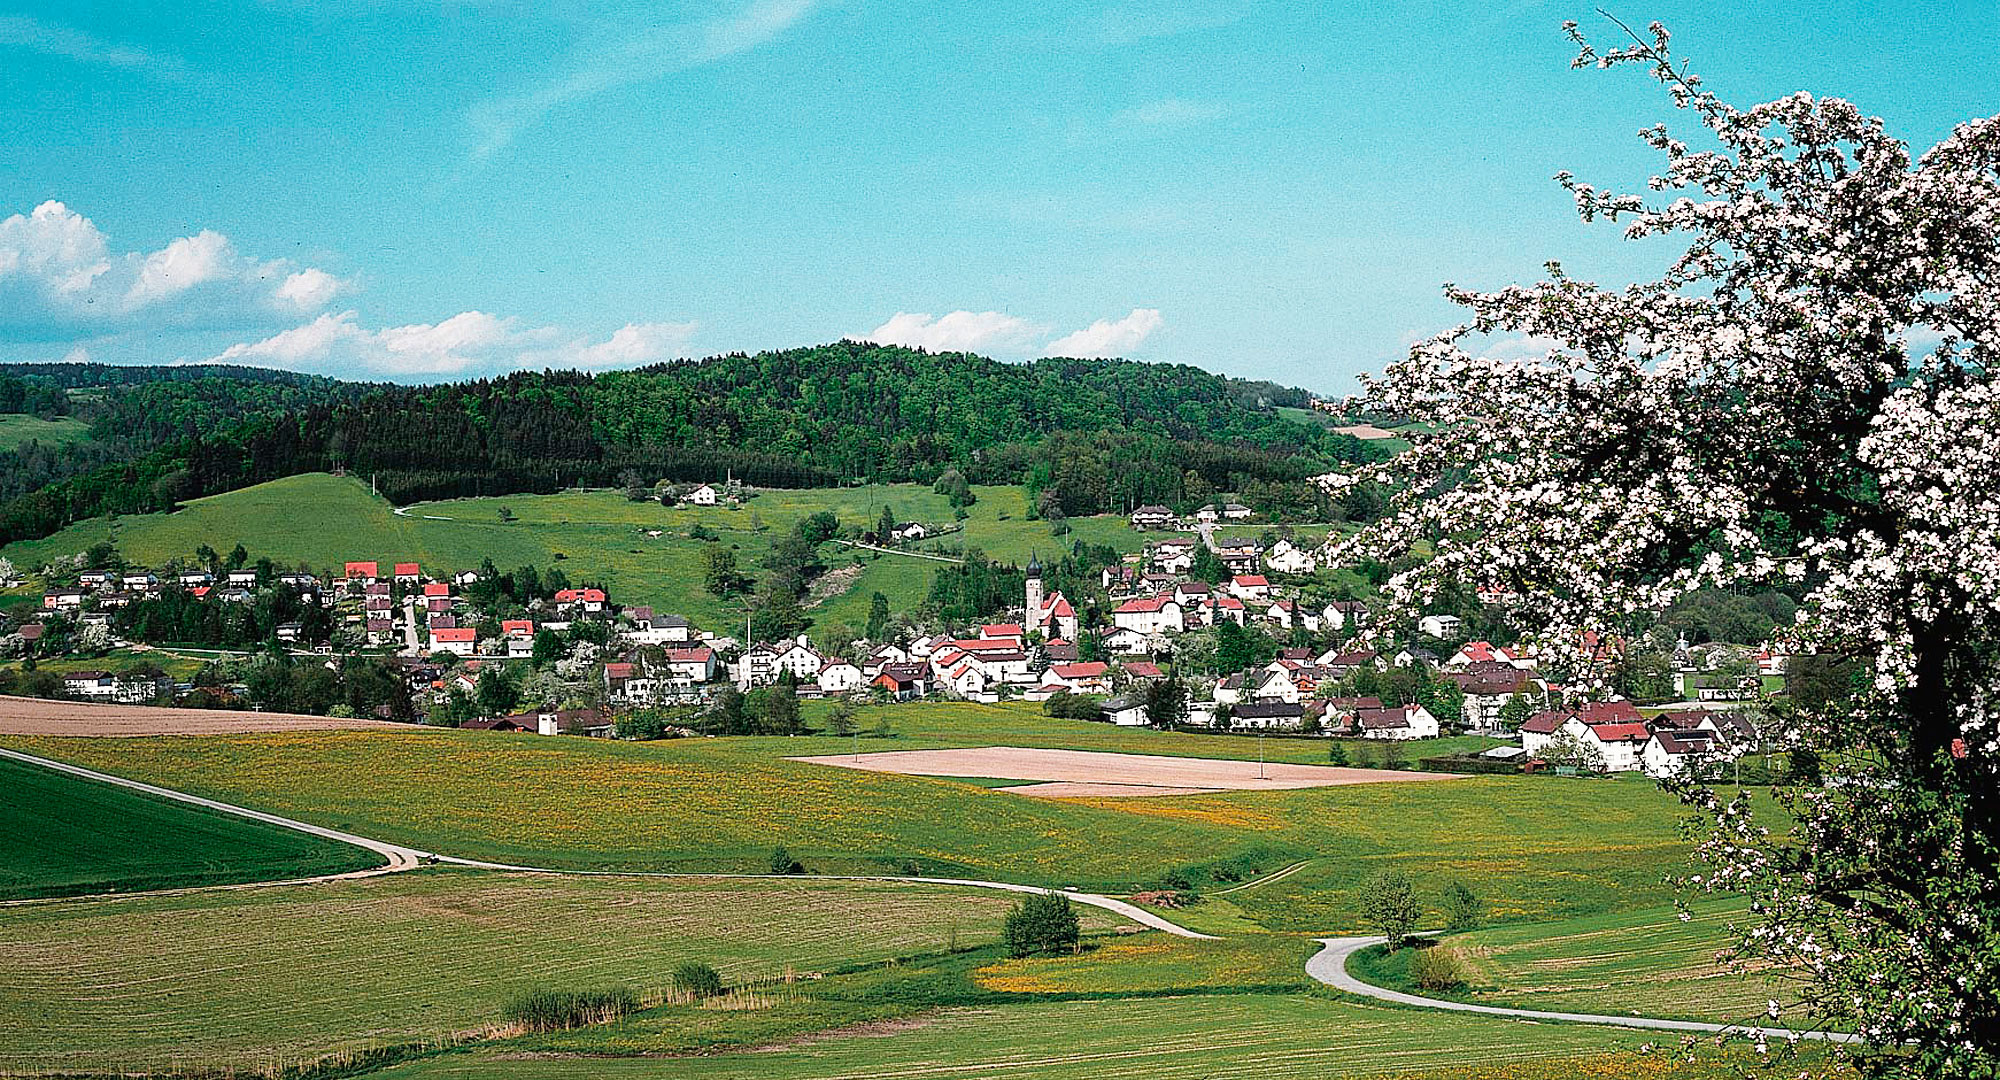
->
<box><xmin>374</xmin><ymin>994</ymin><xmax>1682</xmax><ymax>1080</ymax></box>
<box><xmin>0</xmin><ymin>869</ymin><xmax>1096</xmax><ymax>1075</ymax></box>
<box><xmin>0</xmin><ymin>754</ymin><xmax>381</xmax><ymax>899</ymax></box>
<box><xmin>1428</xmin><ymin>899</ymin><xmax>1795</xmax><ymax>1026</ymax></box>
<box><xmin>0</xmin><ymin>414</ymin><xmax>92</xmax><ymax>451</ymax></box>
<box><xmin>0</xmin><ymin>704</ymin><xmax>1701</xmax><ymax>931</ymax></box>
<box><xmin>0</xmin><ymin>473</ymin><xmax>1140</xmax><ymax>635</ymax></box>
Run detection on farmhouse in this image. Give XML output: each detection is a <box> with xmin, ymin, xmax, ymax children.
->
<box><xmin>1230</xmin><ymin>700</ymin><xmax>1306</xmax><ymax>730</ymax></box>
<box><xmin>1129</xmin><ymin>505</ymin><xmax>1177</xmax><ymax>530</ymax></box>
<box><xmin>1357</xmin><ymin>703</ymin><xmax>1440</xmax><ymax>740</ymax></box>
<box><xmin>428</xmin><ymin>627</ymin><xmax>477</xmax><ymax>656</ymax></box>
<box><xmin>1112</xmin><ymin>595</ymin><xmax>1184</xmax><ymax>635</ymax></box>
<box><xmin>684</xmin><ymin>483</ymin><xmax>720</xmax><ymax>505</ymax></box>
<box><xmin>1100</xmin><ymin>695</ymin><xmax>1149</xmax><ymax>726</ymax></box>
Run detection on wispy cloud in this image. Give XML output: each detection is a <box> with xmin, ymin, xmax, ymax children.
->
<box><xmin>864</xmin><ymin>307</ymin><xmax>1164</xmax><ymax>359</ymax></box>
<box><xmin>467</xmin><ymin>0</ymin><xmax>822</xmax><ymax>163</ymax></box>
<box><xmin>866</xmin><ymin>311</ymin><xmax>1048</xmax><ymax>354</ymax></box>
<box><xmin>1045</xmin><ymin>308</ymin><xmax>1163</xmax><ymax>358</ymax></box>
<box><xmin>210</xmin><ymin>310</ymin><xmax>696</xmax><ymax>377</ymax></box>
<box><xmin>0</xmin><ymin>15</ymin><xmax>187</xmax><ymax>80</ymax></box>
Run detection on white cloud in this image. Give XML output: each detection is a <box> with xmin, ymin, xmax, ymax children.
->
<box><xmin>867</xmin><ymin>311</ymin><xmax>1047</xmax><ymax>354</ymax></box>
<box><xmin>276</xmin><ymin>268</ymin><xmax>346</xmax><ymax>311</ymax></box>
<box><xmin>469</xmin><ymin>0</ymin><xmax>823</xmax><ymax>162</ymax></box>
<box><xmin>126</xmin><ymin>230</ymin><xmax>233</xmax><ymax>307</ymax></box>
<box><xmin>525</xmin><ymin>321</ymin><xmax>699</xmax><ymax>369</ymax></box>
<box><xmin>211</xmin><ymin>311</ymin><xmax>696</xmax><ymax>378</ymax></box>
<box><xmin>1044</xmin><ymin>308</ymin><xmax>1163</xmax><ymax>358</ymax></box>
<box><xmin>1114</xmin><ymin>97</ymin><xmax>1229</xmax><ymax>127</ymax></box>
<box><xmin>0</xmin><ymin>201</ymin><xmax>349</xmax><ymax>332</ymax></box>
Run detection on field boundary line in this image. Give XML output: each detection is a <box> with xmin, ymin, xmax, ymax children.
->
<box><xmin>1212</xmin><ymin>859</ymin><xmax>1312</xmax><ymax>895</ymax></box>
<box><xmin>0</xmin><ymin>748</ymin><xmax>1212</xmax><ymax>938</ymax></box>
<box><xmin>1305</xmin><ymin>936</ymin><xmax>1857</xmax><ymax>1043</ymax></box>
<box><xmin>0</xmin><ymin>747</ymin><xmax>427</xmax><ymax>906</ymax></box>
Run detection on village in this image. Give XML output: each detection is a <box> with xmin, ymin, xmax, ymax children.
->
<box><xmin>2</xmin><ymin>495</ymin><xmax>1786</xmax><ymax>781</ymax></box>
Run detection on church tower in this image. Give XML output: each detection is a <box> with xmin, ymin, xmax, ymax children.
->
<box><xmin>1025</xmin><ymin>552</ymin><xmax>1044</xmax><ymax>629</ymax></box>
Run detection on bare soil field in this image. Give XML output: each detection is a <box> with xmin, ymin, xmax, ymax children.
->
<box><xmin>1332</xmin><ymin>423</ymin><xmax>1402</xmax><ymax>440</ymax></box>
<box><xmin>0</xmin><ymin>696</ymin><xmax>411</xmax><ymax>737</ymax></box>
<box><xmin>789</xmin><ymin>746</ymin><xmax>1464</xmax><ymax>796</ymax></box>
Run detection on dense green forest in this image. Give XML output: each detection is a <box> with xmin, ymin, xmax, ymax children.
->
<box><xmin>0</xmin><ymin>344</ymin><xmax>1377</xmax><ymax>548</ymax></box>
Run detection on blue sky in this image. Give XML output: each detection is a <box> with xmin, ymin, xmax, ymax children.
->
<box><xmin>0</xmin><ymin>1</ymin><xmax>1993</xmax><ymax>391</ymax></box>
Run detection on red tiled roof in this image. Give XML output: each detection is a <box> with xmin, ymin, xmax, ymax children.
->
<box><xmin>1050</xmin><ymin>662</ymin><xmax>1109</xmax><ymax>679</ymax></box>
<box><xmin>344</xmin><ymin>561</ymin><xmax>379</xmax><ymax>577</ymax></box>
<box><xmin>423</xmin><ymin>582</ymin><xmax>451</xmax><ymax>596</ymax></box>
<box><xmin>430</xmin><ymin>628</ymin><xmax>476</xmax><ymax>642</ymax></box>
<box><xmin>502</xmin><ymin>619</ymin><xmax>534</xmax><ymax>636</ymax></box>
<box><xmin>1589</xmin><ymin>722</ymin><xmax>1652</xmax><ymax>743</ymax></box>
<box><xmin>395</xmin><ymin>562</ymin><xmax>421</xmax><ymax>575</ymax></box>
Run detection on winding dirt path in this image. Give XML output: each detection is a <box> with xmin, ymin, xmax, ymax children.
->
<box><xmin>0</xmin><ymin>747</ymin><xmax>1210</xmax><ymax>937</ymax></box>
<box><xmin>5</xmin><ymin>746</ymin><xmax>1859</xmax><ymax>1046</ymax></box>
<box><xmin>1305</xmin><ymin>935</ymin><xmax>1855</xmax><ymax>1043</ymax></box>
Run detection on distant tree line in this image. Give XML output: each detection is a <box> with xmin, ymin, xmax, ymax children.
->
<box><xmin>0</xmin><ymin>344</ymin><xmax>1391</xmax><ymax>548</ymax></box>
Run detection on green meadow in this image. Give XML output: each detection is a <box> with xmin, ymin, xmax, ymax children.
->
<box><xmin>0</xmin><ymin>702</ymin><xmax>1698</xmax><ymax>932</ymax></box>
<box><xmin>0</xmin><ymin>473</ymin><xmax>1141</xmax><ymax>638</ymax></box>
<box><xmin>0</xmin><ymin>752</ymin><xmax>381</xmax><ymax>899</ymax></box>
<box><xmin>0</xmin><ymin>413</ymin><xmax>93</xmax><ymax>451</ymax></box>
<box><xmin>0</xmin><ymin>869</ymin><xmax>1105</xmax><ymax>1076</ymax></box>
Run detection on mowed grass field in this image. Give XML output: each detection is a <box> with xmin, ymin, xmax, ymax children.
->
<box><xmin>1434</xmin><ymin>900</ymin><xmax>1801</xmax><ymax>1026</ymax></box>
<box><xmin>0</xmin><ymin>702</ymin><xmax>1702</xmax><ymax>931</ymax></box>
<box><xmin>0</xmin><ymin>413</ymin><xmax>92</xmax><ymax>451</ymax></box>
<box><xmin>0</xmin><ymin>473</ymin><xmax>1142</xmax><ymax>635</ymax></box>
<box><xmin>0</xmin><ymin>753</ymin><xmax>381</xmax><ymax>899</ymax></box>
<box><xmin>373</xmin><ymin>994</ymin><xmax>1681</xmax><ymax>1080</ymax></box>
<box><xmin>0</xmin><ymin>869</ymin><xmax>1111</xmax><ymax>1076</ymax></box>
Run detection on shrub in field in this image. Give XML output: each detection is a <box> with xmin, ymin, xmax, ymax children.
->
<box><xmin>1002</xmin><ymin>891</ymin><xmax>1080</xmax><ymax>958</ymax></box>
<box><xmin>1360</xmin><ymin>869</ymin><xmax>1422</xmax><ymax>951</ymax></box>
<box><xmin>768</xmin><ymin>845</ymin><xmax>804</xmax><ymax>875</ymax></box>
<box><xmin>671</xmin><ymin>961</ymin><xmax>725</xmax><ymax>1000</ymax></box>
<box><xmin>1441</xmin><ymin>880</ymin><xmax>1483</xmax><ymax>933</ymax></box>
<box><xmin>1409</xmin><ymin>945</ymin><xmax>1468</xmax><ymax>992</ymax></box>
<box><xmin>503</xmin><ymin>986</ymin><xmax>639</xmax><ymax>1032</ymax></box>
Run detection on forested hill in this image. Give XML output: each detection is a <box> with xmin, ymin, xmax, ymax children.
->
<box><xmin>0</xmin><ymin>343</ymin><xmax>1382</xmax><ymax>548</ymax></box>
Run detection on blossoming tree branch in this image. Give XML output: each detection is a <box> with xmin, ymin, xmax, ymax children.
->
<box><xmin>1325</xmin><ymin>17</ymin><xmax>1999</xmax><ymax>1078</ymax></box>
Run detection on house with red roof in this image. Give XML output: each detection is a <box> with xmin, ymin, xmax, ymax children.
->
<box><xmin>554</xmin><ymin>587</ymin><xmax>608</xmax><ymax>614</ymax></box>
<box><xmin>343</xmin><ymin>561</ymin><xmax>379</xmax><ymax>583</ymax></box>
<box><xmin>1111</xmin><ymin>595</ymin><xmax>1184</xmax><ymax>635</ymax></box>
<box><xmin>394</xmin><ymin>562</ymin><xmax>422</xmax><ymax>583</ymax></box>
<box><xmin>1227</xmin><ymin>574</ymin><xmax>1271</xmax><ymax>601</ymax></box>
<box><xmin>1039</xmin><ymin>661</ymin><xmax>1112</xmax><ymax>695</ymax></box>
<box><xmin>428</xmin><ymin>626</ymin><xmax>477</xmax><ymax>657</ymax></box>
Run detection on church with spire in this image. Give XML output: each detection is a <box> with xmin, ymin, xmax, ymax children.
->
<box><xmin>1023</xmin><ymin>553</ymin><xmax>1078</xmax><ymax>641</ymax></box>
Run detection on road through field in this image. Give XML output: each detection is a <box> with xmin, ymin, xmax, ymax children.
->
<box><xmin>0</xmin><ymin>747</ymin><xmax>1209</xmax><ymax>937</ymax></box>
<box><xmin>1305</xmin><ymin>936</ymin><xmax>1856</xmax><ymax>1044</ymax></box>
<box><xmin>7</xmin><ymin>746</ymin><xmax>1831</xmax><ymax>1047</ymax></box>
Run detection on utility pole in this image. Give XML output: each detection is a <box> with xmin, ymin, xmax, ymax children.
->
<box><xmin>1258</xmin><ymin>732</ymin><xmax>1266</xmax><ymax>780</ymax></box>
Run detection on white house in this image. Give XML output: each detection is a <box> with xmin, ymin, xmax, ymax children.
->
<box><xmin>1357</xmin><ymin>704</ymin><xmax>1440</xmax><ymax>740</ymax></box>
<box><xmin>1099</xmin><ymin>626</ymin><xmax>1151</xmax><ymax>655</ymax></box>
<box><xmin>429</xmin><ymin>627</ymin><xmax>477</xmax><ymax>657</ymax></box>
<box><xmin>1111</xmin><ymin>596</ymin><xmax>1183</xmax><ymax>635</ymax></box>
<box><xmin>1040</xmin><ymin>661</ymin><xmax>1112</xmax><ymax>695</ymax></box>
<box><xmin>1222</xmin><ymin>502</ymin><xmax>1254</xmax><ymax>521</ymax></box>
<box><xmin>1642</xmin><ymin>728</ymin><xmax>1725</xmax><ymax>779</ymax></box>
<box><xmin>1150</xmin><ymin>539</ymin><xmax>1197</xmax><ymax>574</ymax></box>
<box><xmin>663</xmin><ymin>646</ymin><xmax>718</xmax><ymax>684</ymax></box>
<box><xmin>684</xmin><ymin>483</ymin><xmax>721</xmax><ymax>505</ymax></box>
<box><xmin>1100</xmin><ymin>695</ymin><xmax>1150</xmax><ymax>726</ymax></box>
<box><xmin>1417</xmin><ymin>614</ymin><xmax>1463</xmax><ymax>639</ymax></box>
<box><xmin>1129</xmin><ymin>505</ymin><xmax>1178</xmax><ymax>530</ymax></box>
<box><xmin>1265</xmin><ymin>539</ymin><xmax>1317</xmax><ymax>574</ymax></box>
<box><xmin>817</xmin><ymin>659</ymin><xmax>865</xmax><ymax>694</ymax></box>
